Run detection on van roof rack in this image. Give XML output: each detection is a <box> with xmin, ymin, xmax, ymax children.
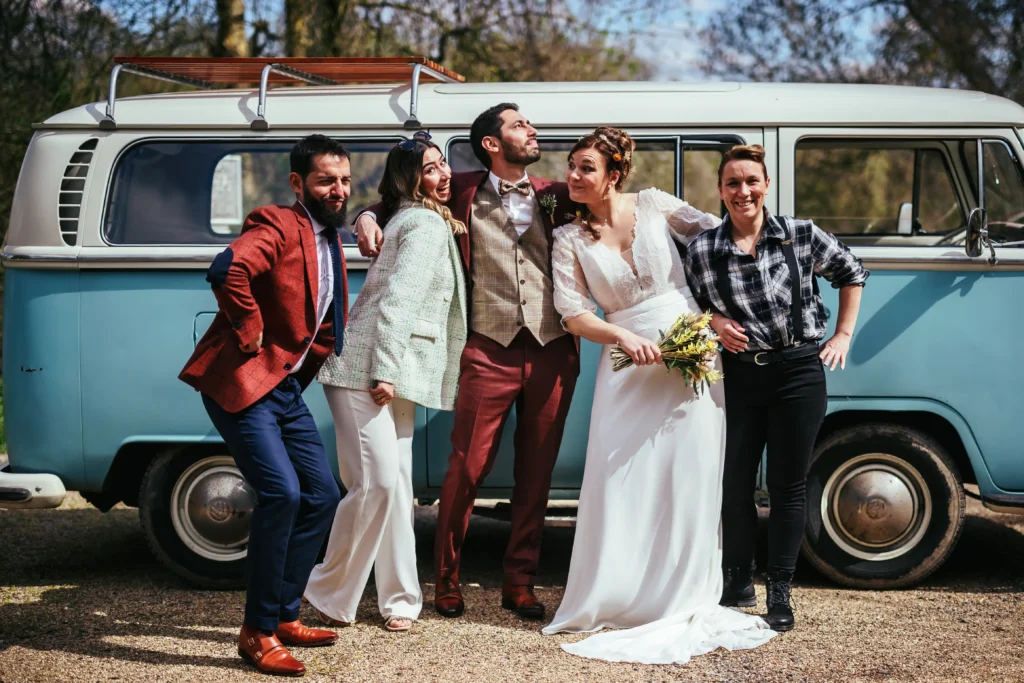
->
<box><xmin>101</xmin><ymin>56</ymin><xmax>465</xmax><ymax>131</ymax></box>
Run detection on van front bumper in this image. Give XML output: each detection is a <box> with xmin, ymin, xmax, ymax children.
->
<box><xmin>0</xmin><ymin>458</ymin><xmax>67</xmax><ymax>509</ymax></box>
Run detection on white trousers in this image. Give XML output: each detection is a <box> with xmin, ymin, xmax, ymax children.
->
<box><xmin>303</xmin><ymin>386</ymin><xmax>422</xmax><ymax>622</ymax></box>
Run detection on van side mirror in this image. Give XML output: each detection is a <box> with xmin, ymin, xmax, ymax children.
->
<box><xmin>896</xmin><ymin>202</ymin><xmax>914</xmax><ymax>235</ymax></box>
<box><xmin>965</xmin><ymin>207</ymin><xmax>991</xmax><ymax>259</ymax></box>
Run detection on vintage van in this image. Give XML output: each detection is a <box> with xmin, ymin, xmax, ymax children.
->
<box><xmin>3</xmin><ymin>57</ymin><xmax>1023</xmax><ymax>590</ymax></box>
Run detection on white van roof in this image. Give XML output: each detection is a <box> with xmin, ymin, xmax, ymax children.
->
<box><xmin>39</xmin><ymin>81</ymin><xmax>1024</xmax><ymax>130</ymax></box>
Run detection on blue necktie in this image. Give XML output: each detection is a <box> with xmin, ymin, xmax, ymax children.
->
<box><xmin>322</xmin><ymin>226</ymin><xmax>345</xmax><ymax>355</ymax></box>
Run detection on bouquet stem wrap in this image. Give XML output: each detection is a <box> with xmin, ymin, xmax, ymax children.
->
<box><xmin>609</xmin><ymin>311</ymin><xmax>724</xmax><ymax>394</ymax></box>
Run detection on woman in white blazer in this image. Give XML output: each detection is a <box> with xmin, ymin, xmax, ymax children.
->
<box><xmin>304</xmin><ymin>132</ymin><xmax>467</xmax><ymax>632</ymax></box>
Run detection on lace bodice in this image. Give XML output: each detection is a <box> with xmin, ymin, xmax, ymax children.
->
<box><xmin>552</xmin><ymin>188</ymin><xmax>721</xmax><ymax>322</ymax></box>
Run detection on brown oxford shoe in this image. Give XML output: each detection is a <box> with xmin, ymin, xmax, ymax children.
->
<box><xmin>274</xmin><ymin>620</ymin><xmax>339</xmax><ymax>647</ymax></box>
<box><xmin>434</xmin><ymin>577</ymin><xmax>465</xmax><ymax>618</ymax></box>
<box><xmin>237</xmin><ymin>624</ymin><xmax>305</xmax><ymax>677</ymax></box>
<box><xmin>501</xmin><ymin>584</ymin><xmax>545</xmax><ymax>620</ymax></box>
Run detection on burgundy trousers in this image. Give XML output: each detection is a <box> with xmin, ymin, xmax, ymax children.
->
<box><xmin>435</xmin><ymin>330</ymin><xmax>578</xmax><ymax>586</ymax></box>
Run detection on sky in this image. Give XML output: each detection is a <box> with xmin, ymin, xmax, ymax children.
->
<box><xmin>636</xmin><ymin>0</ymin><xmax>719</xmax><ymax>80</ymax></box>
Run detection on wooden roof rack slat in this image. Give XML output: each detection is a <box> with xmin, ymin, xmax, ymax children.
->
<box><xmin>100</xmin><ymin>56</ymin><xmax>465</xmax><ymax>131</ymax></box>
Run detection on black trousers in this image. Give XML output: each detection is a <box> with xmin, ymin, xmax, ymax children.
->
<box><xmin>720</xmin><ymin>352</ymin><xmax>827</xmax><ymax>580</ymax></box>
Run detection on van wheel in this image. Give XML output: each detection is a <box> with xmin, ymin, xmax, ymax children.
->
<box><xmin>801</xmin><ymin>423</ymin><xmax>965</xmax><ymax>589</ymax></box>
<box><xmin>139</xmin><ymin>452</ymin><xmax>254</xmax><ymax>589</ymax></box>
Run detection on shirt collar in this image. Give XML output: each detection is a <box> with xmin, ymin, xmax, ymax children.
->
<box><xmin>488</xmin><ymin>171</ymin><xmax>531</xmax><ymax>195</ymax></box>
<box><xmin>298</xmin><ymin>202</ymin><xmax>329</xmax><ymax>235</ymax></box>
<box><xmin>713</xmin><ymin>207</ymin><xmax>786</xmax><ymax>259</ymax></box>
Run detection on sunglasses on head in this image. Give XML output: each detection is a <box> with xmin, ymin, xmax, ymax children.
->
<box><xmin>397</xmin><ymin>130</ymin><xmax>432</xmax><ymax>151</ymax></box>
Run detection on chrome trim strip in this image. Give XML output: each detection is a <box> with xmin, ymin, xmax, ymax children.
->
<box><xmin>2</xmin><ymin>250</ymin><xmax>371</xmax><ymax>269</ymax></box>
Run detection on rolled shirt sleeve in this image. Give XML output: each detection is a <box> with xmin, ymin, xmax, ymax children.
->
<box><xmin>810</xmin><ymin>224</ymin><xmax>870</xmax><ymax>289</ymax></box>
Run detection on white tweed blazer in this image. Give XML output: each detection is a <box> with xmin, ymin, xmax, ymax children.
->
<box><xmin>318</xmin><ymin>206</ymin><xmax>467</xmax><ymax>410</ymax></box>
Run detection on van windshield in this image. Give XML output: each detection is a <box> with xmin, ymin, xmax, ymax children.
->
<box><xmin>104</xmin><ymin>139</ymin><xmax>393</xmax><ymax>245</ymax></box>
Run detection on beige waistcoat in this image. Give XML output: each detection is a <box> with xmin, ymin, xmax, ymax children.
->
<box><xmin>469</xmin><ymin>181</ymin><xmax>566</xmax><ymax>347</ymax></box>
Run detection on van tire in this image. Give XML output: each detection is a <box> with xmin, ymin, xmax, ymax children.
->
<box><xmin>801</xmin><ymin>423</ymin><xmax>965</xmax><ymax>589</ymax></box>
<box><xmin>139</xmin><ymin>451</ymin><xmax>252</xmax><ymax>589</ymax></box>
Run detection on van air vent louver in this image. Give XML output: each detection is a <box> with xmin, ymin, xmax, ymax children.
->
<box><xmin>58</xmin><ymin>138</ymin><xmax>98</xmax><ymax>247</ymax></box>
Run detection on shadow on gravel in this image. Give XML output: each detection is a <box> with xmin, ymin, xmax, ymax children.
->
<box><xmin>3</xmin><ymin>494</ymin><xmax>1022</xmax><ymax>670</ymax></box>
<box><xmin>0</xmin><ymin>507</ymin><xmax>247</xmax><ymax>672</ymax></box>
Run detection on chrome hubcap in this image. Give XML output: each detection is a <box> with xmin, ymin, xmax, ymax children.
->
<box><xmin>170</xmin><ymin>456</ymin><xmax>254</xmax><ymax>562</ymax></box>
<box><xmin>821</xmin><ymin>453</ymin><xmax>931</xmax><ymax>562</ymax></box>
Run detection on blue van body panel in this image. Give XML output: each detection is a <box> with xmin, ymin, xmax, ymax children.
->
<box><xmin>817</xmin><ymin>271</ymin><xmax>1023</xmax><ymax>492</ymax></box>
<box><xmin>4</xmin><ymin>265</ymin><xmax>1022</xmax><ymax>497</ymax></box>
<box><xmin>2</xmin><ymin>269</ymin><xmax>85</xmax><ymax>486</ymax></box>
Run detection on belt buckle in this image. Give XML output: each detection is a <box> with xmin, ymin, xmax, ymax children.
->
<box><xmin>754</xmin><ymin>351</ymin><xmax>769</xmax><ymax>366</ymax></box>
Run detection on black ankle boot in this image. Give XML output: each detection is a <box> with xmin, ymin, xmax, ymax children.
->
<box><xmin>764</xmin><ymin>574</ymin><xmax>794</xmax><ymax>632</ymax></box>
<box><xmin>720</xmin><ymin>566</ymin><xmax>756</xmax><ymax>608</ymax></box>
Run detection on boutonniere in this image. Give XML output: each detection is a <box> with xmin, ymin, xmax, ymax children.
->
<box><xmin>538</xmin><ymin>193</ymin><xmax>558</xmax><ymax>224</ymax></box>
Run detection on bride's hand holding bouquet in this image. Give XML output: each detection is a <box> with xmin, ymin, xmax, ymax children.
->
<box><xmin>613</xmin><ymin>329</ymin><xmax>663</xmax><ymax>367</ymax></box>
<box><xmin>610</xmin><ymin>311</ymin><xmax>724</xmax><ymax>394</ymax></box>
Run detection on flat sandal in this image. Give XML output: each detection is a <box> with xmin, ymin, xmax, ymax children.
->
<box><xmin>384</xmin><ymin>616</ymin><xmax>413</xmax><ymax>632</ymax></box>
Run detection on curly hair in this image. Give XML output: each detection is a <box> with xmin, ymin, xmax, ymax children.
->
<box><xmin>568</xmin><ymin>126</ymin><xmax>636</xmax><ymax>239</ymax></box>
<box><xmin>717</xmin><ymin>144</ymin><xmax>769</xmax><ymax>185</ymax></box>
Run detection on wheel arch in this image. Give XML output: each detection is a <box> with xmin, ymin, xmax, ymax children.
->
<box><xmin>820</xmin><ymin>400</ymin><xmax>988</xmax><ymax>488</ymax></box>
<box><xmin>87</xmin><ymin>440</ymin><xmax>227</xmax><ymax>511</ymax></box>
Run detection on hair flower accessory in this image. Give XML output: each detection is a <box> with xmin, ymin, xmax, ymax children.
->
<box><xmin>612</xmin><ymin>152</ymin><xmax>623</xmax><ymax>162</ymax></box>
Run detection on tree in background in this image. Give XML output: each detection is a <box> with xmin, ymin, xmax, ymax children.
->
<box><xmin>698</xmin><ymin>0</ymin><xmax>1023</xmax><ymax>106</ymax></box>
<box><xmin>0</xmin><ymin>0</ymin><xmax>666</xmax><ymax>367</ymax></box>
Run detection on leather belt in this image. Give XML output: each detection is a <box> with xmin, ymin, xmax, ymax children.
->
<box><xmin>731</xmin><ymin>343</ymin><xmax>820</xmax><ymax>366</ymax></box>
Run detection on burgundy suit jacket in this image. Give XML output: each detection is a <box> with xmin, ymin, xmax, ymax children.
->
<box><xmin>179</xmin><ymin>202</ymin><xmax>349</xmax><ymax>413</ymax></box>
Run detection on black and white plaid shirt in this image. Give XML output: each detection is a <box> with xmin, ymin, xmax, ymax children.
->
<box><xmin>684</xmin><ymin>210</ymin><xmax>869</xmax><ymax>351</ymax></box>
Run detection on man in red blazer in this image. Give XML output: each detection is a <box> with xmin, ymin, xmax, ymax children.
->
<box><xmin>180</xmin><ymin>135</ymin><xmax>350</xmax><ymax>677</ymax></box>
<box><xmin>357</xmin><ymin>105</ymin><xmax>578</xmax><ymax>621</ymax></box>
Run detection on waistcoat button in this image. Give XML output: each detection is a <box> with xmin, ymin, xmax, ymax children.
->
<box><xmin>284</xmin><ymin>363</ymin><xmax>292</xmax><ymax>370</ymax></box>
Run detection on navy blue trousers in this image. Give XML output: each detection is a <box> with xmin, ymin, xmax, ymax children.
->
<box><xmin>203</xmin><ymin>376</ymin><xmax>341</xmax><ymax>632</ymax></box>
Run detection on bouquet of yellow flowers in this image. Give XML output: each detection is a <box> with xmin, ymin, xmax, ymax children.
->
<box><xmin>609</xmin><ymin>311</ymin><xmax>724</xmax><ymax>394</ymax></box>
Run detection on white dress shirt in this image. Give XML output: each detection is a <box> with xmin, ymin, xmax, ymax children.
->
<box><xmin>489</xmin><ymin>171</ymin><xmax>534</xmax><ymax>236</ymax></box>
<box><xmin>291</xmin><ymin>204</ymin><xmax>335</xmax><ymax>373</ymax></box>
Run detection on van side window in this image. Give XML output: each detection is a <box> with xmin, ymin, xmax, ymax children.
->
<box><xmin>448</xmin><ymin>138</ymin><xmax>677</xmax><ymax>198</ymax></box>
<box><xmin>795</xmin><ymin>140</ymin><xmax>966</xmax><ymax>246</ymax></box>
<box><xmin>104</xmin><ymin>139</ymin><xmax>394</xmax><ymax>245</ymax></box>
<box><xmin>448</xmin><ymin>138</ymin><xmax>727</xmax><ymax>218</ymax></box>
<box><xmin>962</xmin><ymin>140</ymin><xmax>1024</xmax><ymax>246</ymax></box>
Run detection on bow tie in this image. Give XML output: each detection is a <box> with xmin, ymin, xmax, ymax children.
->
<box><xmin>498</xmin><ymin>178</ymin><xmax>532</xmax><ymax>197</ymax></box>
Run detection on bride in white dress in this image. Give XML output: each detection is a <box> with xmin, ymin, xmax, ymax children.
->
<box><xmin>541</xmin><ymin>128</ymin><xmax>776</xmax><ymax>664</ymax></box>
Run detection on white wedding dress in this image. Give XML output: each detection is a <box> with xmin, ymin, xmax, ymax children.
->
<box><xmin>542</xmin><ymin>188</ymin><xmax>776</xmax><ymax>664</ymax></box>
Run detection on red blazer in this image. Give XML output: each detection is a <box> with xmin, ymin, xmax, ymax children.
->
<box><xmin>179</xmin><ymin>202</ymin><xmax>348</xmax><ymax>413</ymax></box>
<box><xmin>368</xmin><ymin>171</ymin><xmax>575</xmax><ymax>275</ymax></box>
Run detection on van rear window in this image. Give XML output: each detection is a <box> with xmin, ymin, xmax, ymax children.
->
<box><xmin>104</xmin><ymin>139</ymin><xmax>395</xmax><ymax>245</ymax></box>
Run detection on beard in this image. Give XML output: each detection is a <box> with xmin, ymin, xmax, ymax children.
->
<box><xmin>501</xmin><ymin>137</ymin><xmax>542</xmax><ymax>166</ymax></box>
<box><xmin>303</xmin><ymin>186</ymin><xmax>348</xmax><ymax>230</ymax></box>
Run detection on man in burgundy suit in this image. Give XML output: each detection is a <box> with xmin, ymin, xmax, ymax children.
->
<box><xmin>356</xmin><ymin>104</ymin><xmax>578</xmax><ymax>620</ymax></box>
<box><xmin>180</xmin><ymin>135</ymin><xmax>350</xmax><ymax>677</ymax></box>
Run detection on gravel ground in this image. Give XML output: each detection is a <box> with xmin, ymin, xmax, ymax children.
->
<box><xmin>1</xmin><ymin>492</ymin><xmax>1022</xmax><ymax>683</ymax></box>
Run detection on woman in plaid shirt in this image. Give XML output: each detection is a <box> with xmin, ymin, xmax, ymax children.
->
<box><xmin>684</xmin><ymin>144</ymin><xmax>868</xmax><ymax>633</ymax></box>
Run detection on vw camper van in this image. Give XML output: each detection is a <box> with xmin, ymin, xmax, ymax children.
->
<box><xmin>3</xmin><ymin>57</ymin><xmax>1023</xmax><ymax>590</ymax></box>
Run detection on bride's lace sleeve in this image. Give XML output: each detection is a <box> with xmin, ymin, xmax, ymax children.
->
<box><xmin>649</xmin><ymin>188</ymin><xmax>722</xmax><ymax>247</ymax></box>
<box><xmin>551</xmin><ymin>225</ymin><xmax>597</xmax><ymax>326</ymax></box>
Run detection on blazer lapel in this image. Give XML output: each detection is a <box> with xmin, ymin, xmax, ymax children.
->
<box><xmin>449</xmin><ymin>232</ymin><xmax>467</xmax><ymax>328</ymax></box>
<box><xmin>292</xmin><ymin>202</ymin><xmax>319</xmax><ymax>323</ymax></box>
<box><xmin>451</xmin><ymin>171</ymin><xmax>485</xmax><ymax>275</ymax></box>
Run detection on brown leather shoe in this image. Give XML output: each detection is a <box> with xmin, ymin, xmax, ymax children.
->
<box><xmin>237</xmin><ymin>625</ymin><xmax>305</xmax><ymax>677</ymax></box>
<box><xmin>501</xmin><ymin>585</ymin><xmax>545</xmax><ymax>620</ymax></box>
<box><xmin>274</xmin><ymin>620</ymin><xmax>339</xmax><ymax>647</ymax></box>
<box><xmin>434</xmin><ymin>577</ymin><xmax>465</xmax><ymax>618</ymax></box>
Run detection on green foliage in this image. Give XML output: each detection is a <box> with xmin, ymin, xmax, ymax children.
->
<box><xmin>699</xmin><ymin>0</ymin><xmax>1024</xmax><ymax>107</ymax></box>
